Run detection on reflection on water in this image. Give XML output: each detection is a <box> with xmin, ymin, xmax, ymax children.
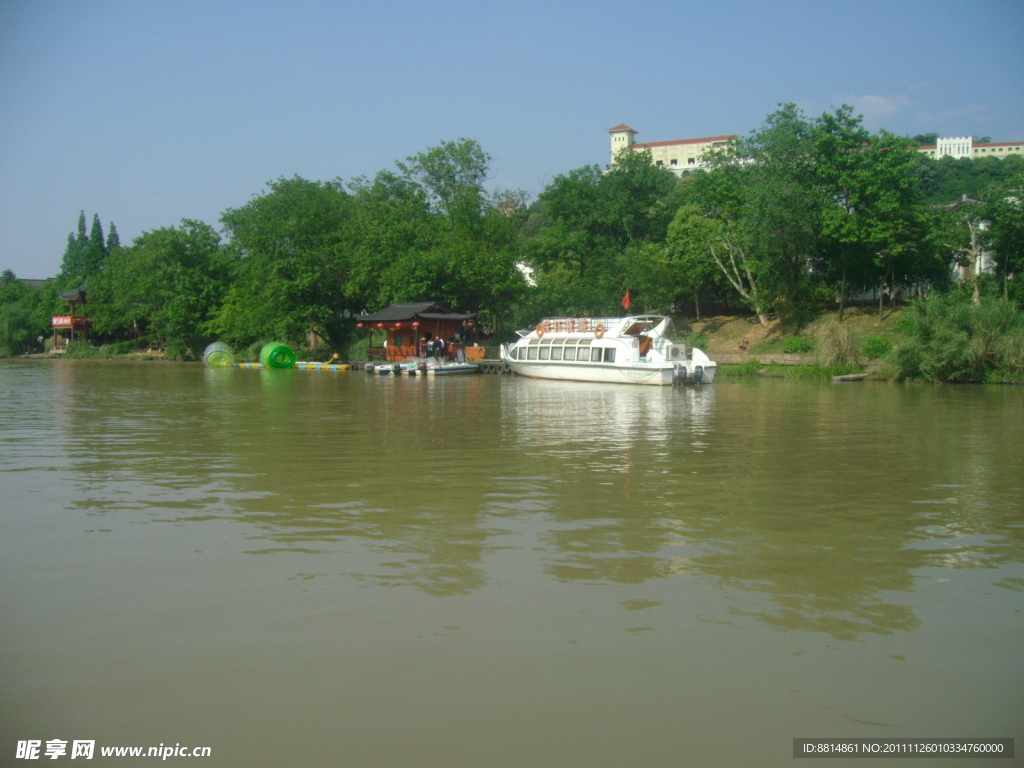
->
<box><xmin>6</xmin><ymin>363</ymin><xmax>1023</xmax><ymax>624</ymax></box>
<box><xmin>2</xmin><ymin>361</ymin><xmax>1022</xmax><ymax>766</ymax></box>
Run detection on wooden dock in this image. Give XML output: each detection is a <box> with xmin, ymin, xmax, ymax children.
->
<box><xmin>233</xmin><ymin>360</ymin><xmax>513</xmax><ymax>374</ymax></box>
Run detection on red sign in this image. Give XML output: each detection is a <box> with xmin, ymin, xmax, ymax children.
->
<box><xmin>51</xmin><ymin>316</ymin><xmax>90</xmax><ymax>328</ymax></box>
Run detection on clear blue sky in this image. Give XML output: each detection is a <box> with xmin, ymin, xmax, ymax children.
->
<box><xmin>2</xmin><ymin>0</ymin><xmax>1023</xmax><ymax>279</ymax></box>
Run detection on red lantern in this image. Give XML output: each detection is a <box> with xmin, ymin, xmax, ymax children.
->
<box><xmin>394</xmin><ymin>323</ymin><xmax>402</xmax><ymax>330</ymax></box>
<box><xmin>357</xmin><ymin>322</ymin><xmax>364</xmax><ymax>328</ymax></box>
<box><xmin>376</xmin><ymin>323</ymin><xmax>384</xmax><ymax>329</ymax></box>
<box><xmin>465</xmin><ymin>321</ymin><xmax>474</xmax><ymax>328</ymax></box>
<box><xmin>412</xmin><ymin>321</ymin><xmax>419</xmax><ymax>328</ymax></box>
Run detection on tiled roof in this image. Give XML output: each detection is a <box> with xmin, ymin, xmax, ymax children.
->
<box><xmin>607</xmin><ymin>124</ymin><xmax>637</xmax><ymax>133</ymax></box>
<box><xmin>358</xmin><ymin>302</ymin><xmax>474</xmax><ymax>322</ymax></box>
<box><xmin>631</xmin><ymin>135</ymin><xmax>736</xmax><ymax>150</ymax></box>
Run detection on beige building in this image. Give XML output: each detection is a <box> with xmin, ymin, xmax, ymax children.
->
<box><xmin>918</xmin><ymin>136</ymin><xmax>1024</xmax><ymax>160</ymax></box>
<box><xmin>608</xmin><ymin>124</ymin><xmax>736</xmax><ymax>174</ymax></box>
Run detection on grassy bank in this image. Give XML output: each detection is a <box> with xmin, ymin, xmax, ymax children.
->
<box><xmin>717</xmin><ymin>360</ymin><xmax>865</xmax><ymax>380</ymax></box>
<box><xmin>679</xmin><ymin>306</ymin><xmax>903</xmax><ymax>358</ymax></box>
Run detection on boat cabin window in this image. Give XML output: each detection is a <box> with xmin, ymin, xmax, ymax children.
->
<box><xmin>551</xmin><ymin>347</ymin><xmax>563</xmax><ymax>360</ymax></box>
<box><xmin>563</xmin><ymin>347</ymin><xmax>576</xmax><ymax>361</ymax></box>
<box><xmin>591</xmin><ymin>347</ymin><xmax>603</xmax><ymax>362</ymax></box>
<box><xmin>539</xmin><ymin>337</ymin><xmax>553</xmax><ymax>345</ymax></box>
<box><xmin>538</xmin><ymin>347</ymin><xmax>550</xmax><ymax>360</ymax></box>
<box><xmin>527</xmin><ymin>346</ymin><xmax>538</xmax><ymax>360</ymax></box>
<box><xmin>603</xmin><ymin>347</ymin><xmax>616</xmax><ymax>363</ymax></box>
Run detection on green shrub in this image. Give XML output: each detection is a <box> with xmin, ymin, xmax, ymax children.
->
<box><xmin>891</xmin><ymin>292</ymin><xmax>1024</xmax><ymax>381</ymax></box>
<box><xmin>62</xmin><ymin>340</ymin><xmax>103</xmax><ymax>359</ymax></box>
<box><xmin>105</xmin><ymin>340</ymin><xmax>135</xmax><ymax>356</ymax></box>
<box><xmin>782</xmin><ymin>335</ymin><xmax>813</xmax><ymax>354</ymax></box>
<box><xmin>734</xmin><ymin>358</ymin><xmax>762</xmax><ymax>376</ymax></box>
<box><xmin>685</xmin><ymin>331</ymin><xmax>709</xmax><ymax>349</ymax></box>
<box><xmin>163</xmin><ymin>339</ymin><xmax>188</xmax><ymax>360</ymax></box>
<box><xmin>862</xmin><ymin>335</ymin><xmax>892</xmax><ymax>359</ymax></box>
<box><xmin>815</xmin><ymin>319</ymin><xmax>860</xmax><ymax>367</ymax></box>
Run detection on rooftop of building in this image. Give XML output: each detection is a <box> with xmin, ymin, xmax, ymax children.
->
<box><xmin>632</xmin><ymin>134</ymin><xmax>737</xmax><ymax>150</ymax></box>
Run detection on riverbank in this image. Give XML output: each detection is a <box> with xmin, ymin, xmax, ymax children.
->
<box><xmin>679</xmin><ymin>307</ymin><xmax>903</xmax><ymax>357</ymax></box>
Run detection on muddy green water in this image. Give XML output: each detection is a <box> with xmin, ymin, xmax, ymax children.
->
<box><xmin>1</xmin><ymin>361</ymin><xmax>1022</xmax><ymax>767</ymax></box>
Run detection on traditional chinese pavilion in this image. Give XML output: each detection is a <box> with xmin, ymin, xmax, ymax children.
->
<box><xmin>358</xmin><ymin>302</ymin><xmax>476</xmax><ymax>361</ymax></box>
<box><xmin>51</xmin><ymin>288</ymin><xmax>92</xmax><ymax>349</ymax></box>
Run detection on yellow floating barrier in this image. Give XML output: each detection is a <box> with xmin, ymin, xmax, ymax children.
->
<box><xmin>233</xmin><ymin>361</ymin><xmax>354</xmax><ymax>371</ymax></box>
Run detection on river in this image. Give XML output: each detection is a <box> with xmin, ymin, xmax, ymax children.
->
<box><xmin>1</xmin><ymin>360</ymin><xmax>1022</xmax><ymax>766</ymax></box>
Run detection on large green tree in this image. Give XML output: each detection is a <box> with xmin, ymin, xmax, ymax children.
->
<box><xmin>57</xmin><ymin>211</ymin><xmax>117</xmax><ymax>289</ymax></box>
<box><xmin>527</xmin><ymin>148</ymin><xmax>676</xmax><ymax>314</ymax></box>
<box><xmin>811</xmin><ymin>106</ymin><xmax>928</xmax><ymax>319</ymax></box>
<box><xmin>90</xmin><ymin>220</ymin><xmax>227</xmax><ymax>357</ymax></box>
<box><xmin>0</xmin><ymin>273</ymin><xmax>65</xmax><ymax>355</ymax></box>
<box><xmin>215</xmin><ymin>177</ymin><xmax>353</xmax><ymax>348</ymax></box>
<box><xmin>677</xmin><ymin>105</ymin><xmax>823</xmax><ymax>324</ymax></box>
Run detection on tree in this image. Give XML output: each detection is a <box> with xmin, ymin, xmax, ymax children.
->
<box><xmin>982</xmin><ymin>174</ymin><xmax>1024</xmax><ymax>299</ymax></box>
<box><xmin>84</xmin><ymin>214</ymin><xmax>108</xmax><ymax>277</ymax></box>
<box><xmin>90</xmin><ymin>220</ymin><xmax>227</xmax><ymax>357</ymax></box>
<box><xmin>668</xmin><ymin>196</ymin><xmax>773</xmax><ymax>325</ymax></box>
<box><xmin>812</xmin><ymin>107</ymin><xmax>924</xmax><ymax>319</ymax></box>
<box><xmin>657</xmin><ymin>204</ymin><xmax>731</xmax><ymax>318</ymax></box>
<box><xmin>527</xmin><ymin>148</ymin><xmax>676</xmax><ymax>314</ymax></box>
<box><xmin>369</xmin><ymin>140</ymin><xmax>527</xmax><ymax>326</ymax></box>
<box><xmin>106</xmin><ymin>223</ymin><xmax>121</xmax><ymax>252</ymax></box>
<box><xmin>0</xmin><ymin>271</ymin><xmax>51</xmax><ymax>356</ymax></box>
<box><xmin>912</xmin><ymin>133</ymin><xmax>939</xmax><ymax>145</ymax></box>
<box><xmin>215</xmin><ymin>177</ymin><xmax>353</xmax><ymax>348</ymax></box>
<box><xmin>677</xmin><ymin>104</ymin><xmax>823</xmax><ymax>324</ymax></box>
<box><xmin>57</xmin><ymin>211</ymin><xmax>89</xmax><ymax>288</ymax></box>
<box><xmin>396</xmin><ymin>139</ymin><xmax>490</xmax><ymax>234</ymax></box>
<box><xmin>58</xmin><ymin>211</ymin><xmax>115</xmax><ymax>288</ymax></box>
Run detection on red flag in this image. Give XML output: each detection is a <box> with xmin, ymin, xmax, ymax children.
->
<box><xmin>621</xmin><ymin>290</ymin><xmax>631</xmax><ymax>311</ymax></box>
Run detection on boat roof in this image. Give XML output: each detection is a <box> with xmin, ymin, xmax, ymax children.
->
<box><xmin>358</xmin><ymin>301</ymin><xmax>475</xmax><ymax>322</ymax></box>
<box><xmin>521</xmin><ymin>315</ymin><xmax>669</xmax><ymax>338</ymax></box>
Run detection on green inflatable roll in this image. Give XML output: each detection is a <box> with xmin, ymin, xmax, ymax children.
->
<box><xmin>259</xmin><ymin>342</ymin><xmax>297</xmax><ymax>369</ymax></box>
<box><xmin>203</xmin><ymin>341</ymin><xmax>236</xmax><ymax>367</ymax></box>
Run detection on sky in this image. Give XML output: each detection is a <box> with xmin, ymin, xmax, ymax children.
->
<box><xmin>2</xmin><ymin>0</ymin><xmax>1023</xmax><ymax>279</ymax></box>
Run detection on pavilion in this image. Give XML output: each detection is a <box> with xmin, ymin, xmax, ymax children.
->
<box><xmin>357</xmin><ymin>302</ymin><xmax>476</xmax><ymax>361</ymax></box>
<box><xmin>51</xmin><ymin>288</ymin><xmax>92</xmax><ymax>350</ymax></box>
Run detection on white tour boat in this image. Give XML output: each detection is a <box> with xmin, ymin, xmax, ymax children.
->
<box><xmin>502</xmin><ymin>316</ymin><xmax>716</xmax><ymax>386</ymax></box>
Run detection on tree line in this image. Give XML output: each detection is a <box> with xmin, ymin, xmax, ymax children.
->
<box><xmin>2</xmin><ymin>104</ymin><xmax>1022</xmax><ymax>359</ymax></box>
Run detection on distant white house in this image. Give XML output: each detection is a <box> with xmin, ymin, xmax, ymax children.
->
<box><xmin>918</xmin><ymin>137</ymin><xmax>1024</xmax><ymax>160</ymax></box>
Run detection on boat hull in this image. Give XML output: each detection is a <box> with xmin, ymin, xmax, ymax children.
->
<box><xmin>507</xmin><ymin>360</ymin><xmax>676</xmax><ymax>385</ymax></box>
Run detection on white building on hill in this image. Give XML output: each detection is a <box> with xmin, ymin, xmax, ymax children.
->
<box><xmin>918</xmin><ymin>137</ymin><xmax>1023</xmax><ymax>160</ymax></box>
<box><xmin>608</xmin><ymin>124</ymin><xmax>736</xmax><ymax>174</ymax></box>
